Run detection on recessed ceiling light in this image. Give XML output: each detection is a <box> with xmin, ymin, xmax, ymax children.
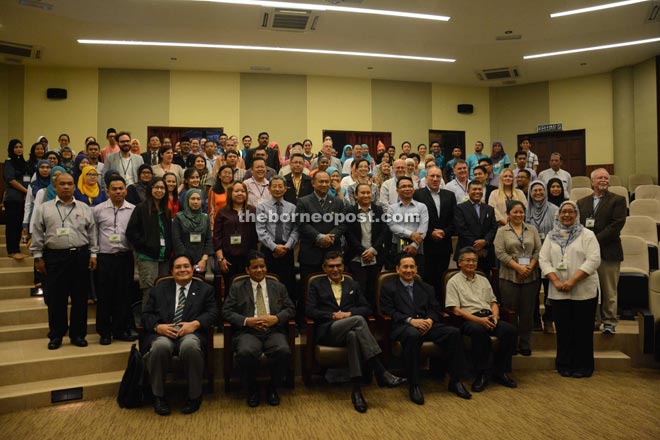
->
<box><xmin>523</xmin><ymin>37</ymin><xmax>660</xmax><ymax>59</ymax></box>
<box><xmin>193</xmin><ymin>0</ymin><xmax>450</xmax><ymax>21</ymax></box>
<box><xmin>550</xmin><ymin>0</ymin><xmax>649</xmax><ymax>18</ymax></box>
<box><xmin>77</xmin><ymin>39</ymin><xmax>456</xmax><ymax>62</ymax></box>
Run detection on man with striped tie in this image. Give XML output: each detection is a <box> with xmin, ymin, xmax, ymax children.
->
<box><xmin>142</xmin><ymin>254</ymin><xmax>218</xmax><ymax>416</ymax></box>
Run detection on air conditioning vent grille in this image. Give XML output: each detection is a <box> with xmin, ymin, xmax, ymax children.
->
<box><xmin>476</xmin><ymin>67</ymin><xmax>520</xmax><ymax>81</ymax></box>
<box><xmin>273</xmin><ymin>14</ymin><xmax>310</xmax><ymax>30</ymax></box>
<box><xmin>0</xmin><ymin>41</ymin><xmax>40</xmax><ymax>59</ymax></box>
<box><xmin>261</xmin><ymin>8</ymin><xmax>319</xmax><ymax>32</ymax></box>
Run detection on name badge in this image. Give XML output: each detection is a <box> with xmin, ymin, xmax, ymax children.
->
<box><xmin>56</xmin><ymin>227</ymin><xmax>70</xmax><ymax>236</ymax></box>
<box><xmin>23</xmin><ymin>175</ymin><xmax>31</xmax><ymax>183</ymax></box>
<box><xmin>556</xmin><ymin>262</ymin><xmax>568</xmax><ymax>270</ymax></box>
<box><xmin>230</xmin><ymin>235</ymin><xmax>242</xmax><ymax>245</ymax></box>
<box><xmin>518</xmin><ymin>256</ymin><xmax>531</xmax><ymax>266</ymax></box>
<box><xmin>160</xmin><ymin>238</ymin><xmax>165</xmax><ymax>246</ymax></box>
<box><xmin>109</xmin><ymin>233</ymin><xmax>121</xmax><ymax>243</ymax></box>
<box><xmin>585</xmin><ymin>218</ymin><xmax>595</xmax><ymax>228</ymax></box>
<box><xmin>190</xmin><ymin>233</ymin><xmax>202</xmax><ymax>243</ymax></box>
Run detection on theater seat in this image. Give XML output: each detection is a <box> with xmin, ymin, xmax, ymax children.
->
<box><xmin>621</xmin><ymin>216</ymin><xmax>659</xmax><ymax>271</ymax></box>
<box><xmin>618</xmin><ymin>235</ymin><xmax>649</xmax><ymax>320</ymax></box>
<box><xmin>572</xmin><ymin>176</ymin><xmax>592</xmax><ymax>189</ymax></box>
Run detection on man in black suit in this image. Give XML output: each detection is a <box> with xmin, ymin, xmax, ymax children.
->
<box><xmin>141</xmin><ymin>254</ymin><xmax>218</xmax><ymax>416</ymax></box>
<box><xmin>413</xmin><ymin>166</ymin><xmax>456</xmax><ymax>298</ymax></box>
<box><xmin>380</xmin><ymin>255</ymin><xmax>471</xmax><ymax>405</ymax></box>
<box><xmin>345</xmin><ymin>183</ymin><xmax>389</xmax><ymax>307</ymax></box>
<box><xmin>245</xmin><ymin>131</ymin><xmax>280</xmax><ymax>173</ymax></box>
<box><xmin>141</xmin><ymin>135</ymin><xmax>161</xmax><ymax>166</ymax></box>
<box><xmin>472</xmin><ymin>165</ymin><xmax>497</xmax><ymax>203</ymax></box>
<box><xmin>295</xmin><ymin>170</ymin><xmax>346</xmax><ymax>284</ymax></box>
<box><xmin>306</xmin><ymin>251</ymin><xmax>405</xmax><ymax>413</ymax></box>
<box><xmin>283</xmin><ymin>153</ymin><xmax>313</xmax><ymax>205</ymax></box>
<box><xmin>454</xmin><ymin>181</ymin><xmax>498</xmax><ymax>275</ymax></box>
<box><xmin>222</xmin><ymin>251</ymin><xmax>295</xmax><ymax>407</ymax></box>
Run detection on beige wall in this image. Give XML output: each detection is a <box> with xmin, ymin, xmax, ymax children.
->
<box><xmin>633</xmin><ymin>58</ymin><xmax>658</xmax><ymax>181</ymax></box>
<box><xmin>97</xmin><ymin>69</ymin><xmax>169</xmax><ymax>145</ymax></box>
<box><xmin>23</xmin><ymin>66</ymin><xmax>98</xmax><ymax>153</ymax></box>
<box><xmin>612</xmin><ymin>66</ymin><xmax>636</xmax><ymax>184</ymax></box>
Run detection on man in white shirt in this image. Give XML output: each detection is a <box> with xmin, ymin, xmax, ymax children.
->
<box><xmin>243</xmin><ymin>158</ymin><xmax>272</xmax><ymax>206</ymax></box>
<box><xmin>379</xmin><ymin>159</ymin><xmax>416</xmax><ymax>212</ymax></box>
<box><xmin>445</xmin><ymin>160</ymin><xmax>471</xmax><ymax>204</ymax></box>
<box><xmin>538</xmin><ymin>152</ymin><xmax>572</xmax><ymax>196</ymax></box>
<box><xmin>512</xmin><ymin>150</ymin><xmax>538</xmax><ymax>182</ymax></box>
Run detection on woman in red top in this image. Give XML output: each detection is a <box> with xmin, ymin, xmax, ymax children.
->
<box><xmin>163</xmin><ymin>172</ymin><xmax>179</xmax><ymax>217</ymax></box>
<box><xmin>208</xmin><ymin>165</ymin><xmax>234</xmax><ymax>231</ymax></box>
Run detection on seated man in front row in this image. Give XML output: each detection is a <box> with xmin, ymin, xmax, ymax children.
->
<box><xmin>380</xmin><ymin>255</ymin><xmax>471</xmax><ymax>405</ymax></box>
<box><xmin>223</xmin><ymin>250</ymin><xmax>295</xmax><ymax>408</ymax></box>
<box><xmin>141</xmin><ymin>254</ymin><xmax>218</xmax><ymax>416</ymax></box>
<box><xmin>306</xmin><ymin>251</ymin><xmax>406</xmax><ymax>414</ymax></box>
<box><xmin>445</xmin><ymin>247</ymin><xmax>518</xmax><ymax>392</ymax></box>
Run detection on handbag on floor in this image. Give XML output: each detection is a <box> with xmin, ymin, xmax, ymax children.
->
<box><xmin>117</xmin><ymin>343</ymin><xmax>145</xmax><ymax>408</ymax></box>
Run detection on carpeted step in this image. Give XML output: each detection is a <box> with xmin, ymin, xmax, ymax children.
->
<box><xmin>0</xmin><ymin>285</ymin><xmax>33</xmax><ymax>300</ymax></box>
<box><xmin>0</xmin><ymin>267</ymin><xmax>34</xmax><ymax>285</ymax></box>
<box><xmin>0</xmin><ymin>320</ymin><xmax>97</xmax><ymax>342</ymax></box>
<box><xmin>512</xmin><ymin>350</ymin><xmax>631</xmax><ymax>371</ymax></box>
<box><xmin>0</xmin><ymin>244</ymin><xmax>29</xmax><ymax>258</ymax></box>
<box><xmin>0</xmin><ymin>298</ymin><xmax>96</xmax><ymax>326</ymax></box>
<box><xmin>0</xmin><ymin>256</ymin><xmax>34</xmax><ymax>268</ymax></box>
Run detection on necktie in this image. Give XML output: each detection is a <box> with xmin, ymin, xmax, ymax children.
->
<box><xmin>174</xmin><ymin>286</ymin><xmax>186</xmax><ymax>324</ymax></box>
<box><xmin>255</xmin><ymin>283</ymin><xmax>267</xmax><ymax>316</ymax></box>
<box><xmin>275</xmin><ymin>202</ymin><xmax>284</xmax><ymax>244</ymax></box>
<box><xmin>319</xmin><ymin>198</ymin><xmax>325</xmax><ymax>209</ymax></box>
<box><xmin>407</xmin><ymin>284</ymin><xmax>414</xmax><ymax>302</ymax></box>
<box><xmin>474</xmin><ymin>203</ymin><xmax>481</xmax><ymax>219</ymax></box>
<box><xmin>151</xmin><ymin>152</ymin><xmax>158</xmax><ymax>165</ymax></box>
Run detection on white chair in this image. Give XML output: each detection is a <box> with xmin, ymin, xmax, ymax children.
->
<box><xmin>645</xmin><ymin>272</ymin><xmax>660</xmax><ymax>360</ymax></box>
<box><xmin>608</xmin><ymin>185</ymin><xmax>630</xmax><ymax>208</ymax></box>
<box><xmin>609</xmin><ymin>175</ymin><xmax>623</xmax><ymax>187</ymax></box>
<box><xmin>628</xmin><ymin>174</ymin><xmax>654</xmax><ymax>194</ymax></box>
<box><xmin>634</xmin><ymin>185</ymin><xmax>660</xmax><ymax>203</ymax></box>
<box><xmin>619</xmin><ymin>235</ymin><xmax>650</xmax><ymax>319</ymax></box>
<box><xmin>569</xmin><ymin>187</ymin><xmax>593</xmax><ymax>202</ymax></box>
<box><xmin>572</xmin><ymin>176</ymin><xmax>591</xmax><ymax>189</ymax></box>
<box><xmin>621</xmin><ymin>216</ymin><xmax>658</xmax><ymax>271</ymax></box>
<box><xmin>630</xmin><ymin>199</ymin><xmax>660</xmax><ymax>223</ymax></box>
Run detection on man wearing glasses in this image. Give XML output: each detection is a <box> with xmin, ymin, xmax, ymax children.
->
<box><xmin>104</xmin><ymin>131</ymin><xmax>144</xmax><ymax>186</ymax></box>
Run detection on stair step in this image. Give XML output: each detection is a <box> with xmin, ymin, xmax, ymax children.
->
<box><xmin>512</xmin><ymin>350</ymin><xmax>631</xmax><ymax>370</ymax></box>
<box><xmin>0</xmin><ymin>244</ymin><xmax>29</xmax><ymax>258</ymax></box>
<box><xmin>0</xmin><ymin>267</ymin><xmax>34</xmax><ymax>285</ymax></box>
<box><xmin>0</xmin><ymin>320</ymin><xmax>97</xmax><ymax>342</ymax></box>
<box><xmin>0</xmin><ymin>335</ymin><xmax>132</xmax><ymax>387</ymax></box>
<box><xmin>0</xmin><ymin>256</ymin><xmax>34</xmax><ymax>268</ymax></box>
<box><xmin>0</xmin><ymin>370</ymin><xmax>124</xmax><ymax>414</ymax></box>
<box><xmin>0</xmin><ymin>298</ymin><xmax>97</xmax><ymax>326</ymax></box>
<box><xmin>0</xmin><ymin>285</ymin><xmax>34</xmax><ymax>300</ymax></box>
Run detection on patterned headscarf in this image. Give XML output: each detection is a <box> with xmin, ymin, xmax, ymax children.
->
<box><xmin>548</xmin><ymin>200</ymin><xmax>583</xmax><ymax>247</ymax></box>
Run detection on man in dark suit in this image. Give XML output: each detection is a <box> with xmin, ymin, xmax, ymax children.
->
<box><xmin>141</xmin><ymin>135</ymin><xmax>161</xmax><ymax>166</ymax></box>
<box><xmin>306</xmin><ymin>251</ymin><xmax>405</xmax><ymax>413</ymax></box>
<box><xmin>245</xmin><ymin>131</ymin><xmax>280</xmax><ymax>173</ymax></box>
<box><xmin>223</xmin><ymin>250</ymin><xmax>295</xmax><ymax>407</ymax></box>
<box><xmin>295</xmin><ymin>170</ymin><xmax>346</xmax><ymax>284</ymax></box>
<box><xmin>576</xmin><ymin>168</ymin><xmax>626</xmax><ymax>334</ymax></box>
<box><xmin>345</xmin><ymin>183</ymin><xmax>389</xmax><ymax>307</ymax></box>
<box><xmin>141</xmin><ymin>254</ymin><xmax>218</xmax><ymax>416</ymax></box>
<box><xmin>380</xmin><ymin>255</ymin><xmax>471</xmax><ymax>405</ymax></box>
<box><xmin>413</xmin><ymin>166</ymin><xmax>456</xmax><ymax>298</ymax></box>
<box><xmin>283</xmin><ymin>153</ymin><xmax>313</xmax><ymax>205</ymax></box>
<box><xmin>454</xmin><ymin>181</ymin><xmax>498</xmax><ymax>275</ymax></box>
<box><xmin>472</xmin><ymin>165</ymin><xmax>497</xmax><ymax>203</ymax></box>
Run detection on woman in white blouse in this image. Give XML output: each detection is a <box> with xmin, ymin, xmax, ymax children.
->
<box><xmin>488</xmin><ymin>168</ymin><xmax>527</xmax><ymax>226</ymax></box>
<box><xmin>539</xmin><ymin>201</ymin><xmax>600</xmax><ymax>379</ymax></box>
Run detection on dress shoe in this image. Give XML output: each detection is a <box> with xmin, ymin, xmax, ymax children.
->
<box><xmin>266</xmin><ymin>387</ymin><xmax>280</xmax><ymax>406</ymax></box>
<box><xmin>571</xmin><ymin>371</ymin><xmax>591</xmax><ymax>379</ymax></box>
<box><xmin>153</xmin><ymin>396</ymin><xmax>171</xmax><ymax>416</ymax></box>
<box><xmin>247</xmin><ymin>390</ymin><xmax>260</xmax><ymax>407</ymax></box>
<box><xmin>351</xmin><ymin>390</ymin><xmax>367</xmax><ymax>413</ymax></box>
<box><xmin>448</xmin><ymin>380</ymin><xmax>472</xmax><ymax>400</ymax></box>
<box><xmin>182</xmin><ymin>396</ymin><xmax>202</xmax><ymax>414</ymax></box>
<box><xmin>493</xmin><ymin>373</ymin><xmax>518</xmax><ymax>388</ymax></box>
<box><xmin>113</xmin><ymin>332</ymin><xmax>137</xmax><ymax>342</ymax></box>
<box><xmin>48</xmin><ymin>338</ymin><xmax>62</xmax><ymax>350</ymax></box>
<box><xmin>558</xmin><ymin>369</ymin><xmax>572</xmax><ymax>378</ymax></box>
<box><xmin>519</xmin><ymin>348</ymin><xmax>532</xmax><ymax>356</ymax></box>
<box><xmin>409</xmin><ymin>385</ymin><xmax>424</xmax><ymax>405</ymax></box>
<box><xmin>71</xmin><ymin>337</ymin><xmax>88</xmax><ymax>347</ymax></box>
<box><xmin>12</xmin><ymin>252</ymin><xmax>26</xmax><ymax>260</ymax></box>
<box><xmin>99</xmin><ymin>335</ymin><xmax>112</xmax><ymax>345</ymax></box>
<box><xmin>376</xmin><ymin>371</ymin><xmax>407</xmax><ymax>388</ymax></box>
<box><xmin>471</xmin><ymin>373</ymin><xmax>489</xmax><ymax>392</ymax></box>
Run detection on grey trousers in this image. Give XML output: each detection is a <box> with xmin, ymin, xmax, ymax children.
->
<box><xmin>320</xmin><ymin>315</ymin><xmax>381</xmax><ymax>379</ymax></box>
<box><xmin>144</xmin><ymin>334</ymin><xmax>203</xmax><ymax>399</ymax></box>
<box><xmin>596</xmin><ymin>260</ymin><xmax>620</xmax><ymax>327</ymax></box>
<box><xmin>136</xmin><ymin>259</ymin><xmax>169</xmax><ymax>308</ymax></box>
<box><xmin>499</xmin><ymin>279</ymin><xmax>540</xmax><ymax>352</ymax></box>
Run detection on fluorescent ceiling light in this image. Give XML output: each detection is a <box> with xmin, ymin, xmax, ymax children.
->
<box><xmin>550</xmin><ymin>0</ymin><xmax>649</xmax><ymax>18</ymax></box>
<box><xmin>194</xmin><ymin>0</ymin><xmax>450</xmax><ymax>21</ymax></box>
<box><xmin>524</xmin><ymin>37</ymin><xmax>660</xmax><ymax>59</ymax></box>
<box><xmin>77</xmin><ymin>39</ymin><xmax>455</xmax><ymax>62</ymax></box>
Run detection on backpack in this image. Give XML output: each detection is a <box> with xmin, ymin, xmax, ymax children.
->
<box><xmin>117</xmin><ymin>343</ymin><xmax>144</xmax><ymax>408</ymax></box>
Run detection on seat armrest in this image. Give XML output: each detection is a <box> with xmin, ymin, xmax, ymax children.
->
<box><xmin>500</xmin><ymin>307</ymin><xmax>517</xmax><ymax>323</ymax></box>
<box><xmin>636</xmin><ymin>309</ymin><xmax>654</xmax><ymax>354</ymax></box>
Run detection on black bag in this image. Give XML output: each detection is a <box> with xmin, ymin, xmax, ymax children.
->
<box><xmin>117</xmin><ymin>343</ymin><xmax>145</xmax><ymax>408</ymax></box>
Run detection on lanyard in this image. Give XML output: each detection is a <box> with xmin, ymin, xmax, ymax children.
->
<box><xmin>559</xmin><ymin>230</ymin><xmax>574</xmax><ymax>260</ymax></box>
<box><xmin>120</xmin><ymin>157</ymin><xmax>132</xmax><ymax>176</ymax></box>
<box><xmin>113</xmin><ymin>206</ymin><xmax>121</xmax><ymax>233</ymax></box>
<box><xmin>56</xmin><ymin>203</ymin><xmax>75</xmax><ymax>228</ymax></box>
<box><xmin>592</xmin><ymin>196</ymin><xmax>601</xmax><ymax>217</ymax></box>
<box><xmin>509</xmin><ymin>224</ymin><xmax>526</xmax><ymax>251</ymax></box>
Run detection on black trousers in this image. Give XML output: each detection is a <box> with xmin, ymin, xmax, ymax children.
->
<box><xmin>461</xmin><ymin>320</ymin><xmax>517</xmax><ymax>374</ymax></box>
<box><xmin>4</xmin><ymin>200</ymin><xmax>24</xmax><ymax>254</ymax></box>
<box><xmin>534</xmin><ymin>278</ymin><xmax>553</xmax><ymax>324</ymax></box>
<box><xmin>96</xmin><ymin>252</ymin><xmax>134</xmax><ymax>337</ymax></box>
<box><xmin>233</xmin><ymin>329</ymin><xmax>291</xmax><ymax>391</ymax></box>
<box><xmin>262</xmin><ymin>248</ymin><xmax>295</xmax><ymax>299</ymax></box>
<box><xmin>422</xmin><ymin>252</ymin><xmax>451</xmax><ymax>300</ymax></box>
<box><xmin>348</xmin><ymin>260</ymin><xmax>382</xmax><ymax>308</ymax></box>
<box><xmin>397</xmin><ymin>323</ymin><xmax>467</xmax><ymax>385</ymax></box>
<box><xmin>222</xmin><ymin>254</ymin><xmax>249</xmax><ymax>294</ymax></box>
<box><xmin>552</xmin><ymin>297</ymin><xmax>597</xmax><ymax>375</ymax></box>
<box><xmin>43</xmin><ymin>248</ymin><xmax>90</xmax><ymax>340</ymax></box>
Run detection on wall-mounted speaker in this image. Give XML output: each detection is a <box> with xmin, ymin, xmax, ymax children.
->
<box><xmin>457</xmin><ymin>104</ymin><xmax>473</xmax><ymax>114</ymax></box>
<box><xmin>46</xmin><ymin>88</ymin><xmax>67</xmax><ymax>100</ymax></box>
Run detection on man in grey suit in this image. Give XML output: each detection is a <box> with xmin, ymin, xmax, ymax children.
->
<box><xmin>223</xmin><ymin>250</ymin><xmax>295</xmax><ymax>407</ymax></box>
<box><xmin>104</xmin><ymin>131</ymin><xmax>144</xmax><ymax>187</ymax></box>
<box><xmin>141</xmin><ymin>254</ymin><xmax>218</xmax><ymax>416</ymax></box>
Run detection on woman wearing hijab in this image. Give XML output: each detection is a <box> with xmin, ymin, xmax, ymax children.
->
<box><xmin>340</xmin><ymin>144</ymin><xmax>353</xmax><ymax>166</ymax></box>
<box><xmin>126</xmin><ymin>164</ymin><xmax>153</xmax><ymax>205</ymax></box>
<box><xmin>74</xmin><ymin>165</ymin><xmax>107</xmax><ymax>206</ymax></box>
<box><xmin>326</xmin><ymin>166</ymin><xmax>345</xmax><ymax>201</ymax></box>
<box><xmin>526</xmin><ymin>180</ymin><xmax>559</xmax><ymax>332</ymax></box>
<box><xmin>539</xmin><ymin>201</ymin><xmax>601</xmax><ymax>378</ymax></box>
<box><xmin>361</xmin><ymin>143</ymin><xmax>375</xmax><ymax>173</ymax></box>
<box><xmin>173</xmin><ymin>189</ymin><xmax>213</xmax><ymax>274</ymax></box>
<box><xmin>59</xmin><ymin>145</ymin><xmax>75</xmax><ymax>174</ymax></box>
<box><xmin>23</xmin><ymin>160</ymin><xmax>51</xmax><ymax>234</ymax></box>
<box><xmin>3</xmin><ymin>139</ymin><xmax>30</xmax><ymax>259</ymax></box>
<box><xmin>72</xmin><ymin>154</ymin><xmax>90</xmax><ymax>182</ymax></box>
<box><xmin>546</xmin><ymin>177</ymin><xmax>566</xmax><ymax>207</ymax></box>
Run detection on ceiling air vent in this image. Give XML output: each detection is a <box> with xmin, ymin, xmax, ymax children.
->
<box><xmin>647</xmin><ymin>1</ymin><xmax>660</xmax><ymax>22</ymax></box>
<box><xmin>261</xmin><ymin>8</ymin><xmax>319</xmax><ymax>32</ymax></box>
<box><xmin>0</xmin><ymin>41</ymin><xmax>42</xmax><ymax>59</ymax></box>
<box><xmin>476</xmin><ymin>67</ymin><xmax>520</xmax><ymax>81</ymax></box>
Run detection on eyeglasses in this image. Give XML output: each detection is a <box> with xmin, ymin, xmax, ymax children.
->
<box><xmin>152</xmin><ymin>186</ymin><xmax>166</xmax><ymax>191</ymax></box>
<box><xmin>86</xmin><ymin>173</ymin><xmax>99</xmax><ymax>178</ymax></box>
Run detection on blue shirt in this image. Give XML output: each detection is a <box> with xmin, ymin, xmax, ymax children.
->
<box><xmin>255</xmin><ymin>198</ymin><xmax>300</xmax><ymax>251</ymax></box>
<box><xmin>387</xmin><ymin>199</ymin><xmax>429</xmax><ymax>251</ymax></box>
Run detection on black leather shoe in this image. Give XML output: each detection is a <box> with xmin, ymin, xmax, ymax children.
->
<box><xmin>99</xmin><ymin>335</ymin><xmax>112</xmax><ymax>345</ymax></box>
<box><xmin>114</xmin><ymin>332</ymin><xmax>137</xmax><ymax>342</ymax></box>
<box><xmin>493</xmin><ymin>373</ymin><xmax>518</xmax><ymax>388</ymax></box>
<box><xmin>266</xmin><ymin>387</ymin><xmax>280</xmax><ymax>406</ymax></box>
<box><xmin>48</xmin><ymin>338</ymin><xmax>62</xmax><ymax>350</ymax></box>
<box><xmin>376</xmin><ymin>371</ymin><xmax>407</xmax><ymax>388</ymax></box>
<box><xmin>351</xmin><ymin>390</ymin><xmax>367</xmax><ymax>413</ymax></box>
<box><xmin>247</xmin><ymin>389</ymin><xmax>260</xmax><ymax>407</ymax></box>
<box><xmin>182</xmin><ymin>396</ymin><xmax>202</xmax><ymax>414</ymax></box>
<box><xmin>519</xmin><ymin>348</ymin><xmax>532</xmax><ymax>356</ymax></box>
<box><xmin>448</xmin><ymin>380</ymin><xmax>472</xmax><ymax>400</ymax></box>
<box><xmin>571</xmin><ymin>371</ymin><xmax>591</xmax><ymax>379</ymax></box>
<box><xmin>471</xmin><ymin>373</ymin><xmax>489</xmax><ymax>392</ymax></box>
<box><xmin>71</xmin><ymin>337</ymin><xmax>88</xmax><ymax>347</ymax></box>
<box><xmin>558</xmin><ymin>370</ymin><xmax>572</xmax><ymax>378</ymax></box>
<box><xmin>153</xmin><ymin>396</ymin><xmax>171</xmax><ymax>416</ymax></box>
<box><xmin>409</xmin><ymin>385</ymin><xmax>424</xmax><ymax>405</ymax></box>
